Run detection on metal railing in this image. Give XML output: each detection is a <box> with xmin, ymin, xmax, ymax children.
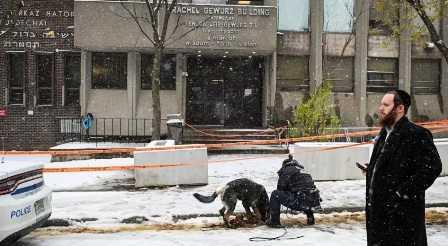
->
<box><xmin>57</xmin><ymin>117</ymin><xmax>167</xmax><ymax>143</ymax></box>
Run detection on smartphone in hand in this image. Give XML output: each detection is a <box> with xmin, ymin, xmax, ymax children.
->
<box><xmin>356</xmin><ymin>162</ymin><xmax>368</xmax><ymax>171</ymax></box>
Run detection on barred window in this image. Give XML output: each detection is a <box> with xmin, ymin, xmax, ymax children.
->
<box><xmin>92</xmin><ymin>52</ymin><xmax>127</xmax><ymax>89</ymax></box>
<box><xmin>8</xmin><ymin>53</ymin><xmax>25</xmax><ymax>105</ymax></box>
<box><xmin>277</xmin><ymin>55</ymin><xmax>309</xmax><ymax>91</ymax></box>
<box><xmin>411</xmin><ymin>59</ymin><xmax>440</xmax><ymax>95</ymax></box>
<box><xmin>323</xmin><ymin>56</ymin><xmax>354</xmax><ymax>92</ymax></box>
<box><xmin>141</xmin><ymin>54</ymin><xmax>176</xmax><ymax>90</ymax></box>
<box><xmin>64</xmin><ymin>54</ymin><xmax>81</xmax><ymax>106</ymax></box>
<box><xmin>367</xmin><ymin>58</ymin><xmax>398</xmax><ymax>93</ymax></box>
<box><xmin>36</xmin><ymin>54</ymin><xmax>54</xmax><ymax>105</ymax></box>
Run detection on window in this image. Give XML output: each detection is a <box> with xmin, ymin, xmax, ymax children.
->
<box><xmin>277</xmin><ymin>55</ymin><xmax>309</xmax><ymax>91</ymax></box>
<box><xmin>367</xmin><ymin>58</ymin><xmax>398</xmax><ymax>93</ymax></box>
<box><xmin>36</xmin><ymin>54</ymin><xmax>54</xmax><ymax>105</ymax></box>
<box><xmin>8</xmin><ymin>53</ymin><xmax>25</xmax><ymax>105</ymax></box>
<box><xmin>64</xmin><ymin>54</ymin><xmax>81</xmax><ymax>106</ymax></box>
<box><xmin>411</xmin><ymin>59</ymin><xmax>440</xmax><ymax>94</ymax></box>
<box><xmin>323</xmin><ymin>56</ymin><xmax>354</xmax><ymax>93</ymax></box>
<box><xmin>278</xmin><ymin>0</ymin><xmax>309</xmax><ymax>32</ymax></box>
<box><xmin>92</xmin><ymin>52</ymin><xmax>127</xmax><ymax>89</ymax></box>
<box><xmin>324</xmin><ymin>0</ymin><xmax>354</xmax><ymax>32</ymax></box>
<box><xmin>141</xmin><ymin>54</ymin><xmax>176</xmax><ymax>90</ymax></box>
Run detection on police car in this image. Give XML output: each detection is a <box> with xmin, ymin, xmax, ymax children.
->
<box><xmin>0</xmin><ymin>158</ymin><xmax>52</xmax><ymax>245</ymax></box>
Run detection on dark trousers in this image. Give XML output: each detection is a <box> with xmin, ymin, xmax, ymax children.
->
<box><xmin>269</xmin><ymin>190</ymin><xmax>310</xmax><ymax>224</ymax></box>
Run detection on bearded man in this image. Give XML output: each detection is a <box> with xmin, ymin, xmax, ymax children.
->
<box><xmin>364</xmin><ymin>90</ymin><xmax>442</xmax><ymax>246</ymax></box>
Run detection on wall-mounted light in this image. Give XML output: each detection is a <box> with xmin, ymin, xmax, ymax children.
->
<box><xmin>424</xmin><ymin>42</ymin><xmax>435</xmax><ymax>49</ymax></box>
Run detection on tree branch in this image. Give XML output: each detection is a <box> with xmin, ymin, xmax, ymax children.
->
<box><xmin>144</xmin><ymin>0</ymin><xmax>160</xmax><ymax>43</ymax></box>
<box><xmin>406</xmin><ymin>0</ymin><xmax>448</xmax><ymax>63</ymax></box>
<box><xmin>159</xmin><ymin>0</ymin><xmax>177</xmax><ymax>47</ymax></box>
<box><xmin>120</xmin><ymin>1</ymin><xmax>156</xmax><ymax>46</ymax></box>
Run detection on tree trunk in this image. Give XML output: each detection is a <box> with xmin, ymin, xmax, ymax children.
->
<box><xmin>151</xmin><ymin>46</ymin><xmax>162</xmax><ymax>140</ymax></box>
<box><xmin>407</xmin><ymin>0</ymin><xmax>448</xmax><ymax>63</ymax></box>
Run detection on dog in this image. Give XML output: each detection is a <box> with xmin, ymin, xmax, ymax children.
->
<box><xmin>193</xmin><ymin>178</ymin><xmax>269</xmax><ymax>226</ymax></box>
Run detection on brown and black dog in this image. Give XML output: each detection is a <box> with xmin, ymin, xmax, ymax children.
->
<box><xmin>193</xmin><ymin>178</ymin><xmax>269</xmax><ymax>226</ymax></box>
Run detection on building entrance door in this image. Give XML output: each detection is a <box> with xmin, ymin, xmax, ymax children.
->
<box><xmin>186</xmin><ymin>56</ymin><xmax>263</xmax><ymax>127</ymax></box>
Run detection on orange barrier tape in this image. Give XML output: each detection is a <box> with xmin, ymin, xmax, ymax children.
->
<box><xmin>43</xmin><ymin>163</ymin><xmax>194</xmax><ymax>173</ymax></box>
<box><xmin>40</xmin><ymin>127</ymin><xmax>448</xmax><ymax>173</ymax></box>
<box><xmin>4</xmin><ymin>119</ymin><xmax>448</xmax><ymax>156</ymax></box>
<box><xmin>184</xmin><ymin>123</ymin><xmax>281</xmax><ymax>139</ymax></box>
<box><xmin>2</xmin><ymin>145</ymin><xmax>206</xmax><ymax>157</ymax></box>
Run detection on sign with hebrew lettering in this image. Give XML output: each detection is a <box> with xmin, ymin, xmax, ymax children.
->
<box><xmin>0</xmin><ymin>0</ymin><xmax>74</xmax><ymax>50</ymax></box>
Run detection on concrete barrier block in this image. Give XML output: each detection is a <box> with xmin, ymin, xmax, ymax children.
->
<box><xmin>290</xmin><ymin>142</ymin><xmax>372</xmax><ymax>181</ymax></box>
<box><xmin>134</xmin><ymin>147</ymin><xmax>208</xmax><ymax>187</ymax></box>
<box><xmin>435</xmin><ymin>142</ymin><xmax>448</xmax><ymax>176</ymax></box>
<box><xmin>291</xmin><ymin>141</ymin><xmax>447</xmax><ymax>181</ymax></box>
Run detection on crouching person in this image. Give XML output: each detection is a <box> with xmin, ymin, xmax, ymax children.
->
<box><xmin>267</xmin><ymin>154</ymin><xmax>322</xmax><ymax>228</ymax></box>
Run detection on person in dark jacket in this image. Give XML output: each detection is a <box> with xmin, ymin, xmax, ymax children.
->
<box><xmin>365</xmin><ymin>90</ymin><xmax>442</xmax><ymax>246</ymax></box>
<box><xmin>267</xmin><ymin>154</ymin><xmax>321</xmax><ymax>228</ymax></box>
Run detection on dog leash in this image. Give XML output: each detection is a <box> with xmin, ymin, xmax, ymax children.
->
<box><xmin>248</xmin><ymin>227</ymin><xmax>304</xmax><ymax>241</ymax></box>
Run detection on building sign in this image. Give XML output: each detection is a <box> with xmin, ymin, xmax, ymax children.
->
<box><xmin>0</xmin><ymin>1</ymin><xmax>74</xmax><ymax>50</ymax></box>
<box><xmin>75</xmin><ymin>2</ymin><xmax>277</xmax><ymax>53</ymax></box>
<box><xmin>170</xmin><ymin>5</ymin><xmax>276</xmax><ymax>51</ymax></box>
<box><xmin>0</xmin><ymin>108</ymin><xmax>7</xmax><ymax>117</ymax></box>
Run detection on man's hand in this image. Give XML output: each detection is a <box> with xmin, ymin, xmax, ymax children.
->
<box><xmin>356</xmin><ymin>162</ymin><xmax>368</xmax><ymax>176</ymax></box>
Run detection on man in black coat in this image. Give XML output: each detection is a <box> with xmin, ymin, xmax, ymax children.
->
<box><xmin>365</xmin><ymin>90</ymin><xmax>442</xmax><ymax>246</ymax></box>
<box><xmin>267</xmin><ymin>155</ymin><xmax>321</xmax><ymax>228</ymax></box>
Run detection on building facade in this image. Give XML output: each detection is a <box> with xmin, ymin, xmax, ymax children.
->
<box><xmin>1</xmin><ymin>0</ymin><xmax>447</xmax><ymax>150</ymax></box>
<box><xmin>0</xmin><ymin>0</ymin><xmax>80</xmax><ymax>150</ymax></box>
<box><xmin>274</xmin><ymin>0</ymin><xmax>448</xmax><ymax>127</ymax></box>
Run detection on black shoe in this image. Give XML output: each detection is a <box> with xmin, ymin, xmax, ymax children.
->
<box><xmin>266</xmin><ymin>221</ymin><xmax>285</xmax><ymax>228</ymax></box>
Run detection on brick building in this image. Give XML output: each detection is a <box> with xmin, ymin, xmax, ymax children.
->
<box><xmin>0</xmin><ymin>0</ymin><xmax>80</xmax><ymax>150</ymax></box>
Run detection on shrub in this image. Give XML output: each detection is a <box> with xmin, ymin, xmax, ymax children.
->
<box><xmin>291</xmin><ymin>82</ymin><xmax>341</xmax><ymax>137</ymax></box>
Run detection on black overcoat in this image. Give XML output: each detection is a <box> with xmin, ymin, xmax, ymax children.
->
<box><xmin>366</xmin><ymin>117</ymin><xmax>442</xmax><ymax>246</ymax></box>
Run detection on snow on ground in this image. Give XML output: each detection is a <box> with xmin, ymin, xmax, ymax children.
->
<box><xmin>47</xmin><ymin>154</ymin><xmax>448</xmax><ymax>223</ymax></box>
<box><xmin>18</xmin><ymin>224</ymin><xmax>448</xmax><ymax>246</ymax></box>
<box><xmin>3</xmin><ymin>150</ymin><xmax>447</xmax><ymax>245</ymax></box>
<box><xmin>3</xmin><ymin>153</ymin><xmax>447</xmax><ymax>224</ymax></box>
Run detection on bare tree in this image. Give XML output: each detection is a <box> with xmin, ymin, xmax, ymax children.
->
<box><xmin>120</xmin><ymin>0</ymin><xmax>178</xmax><ymax>140</ymax></box>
